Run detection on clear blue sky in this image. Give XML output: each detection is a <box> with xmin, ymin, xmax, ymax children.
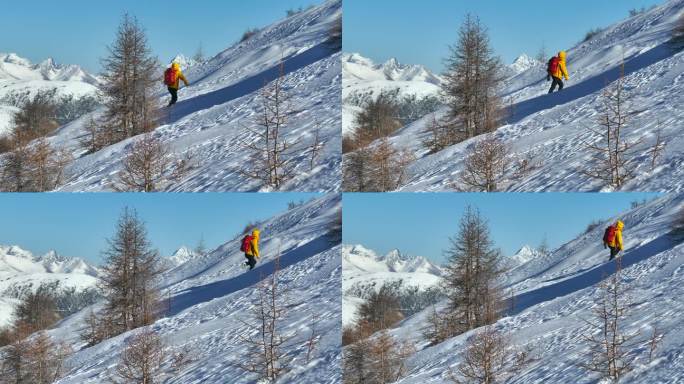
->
<box><xmin>0</xmin><ymin>193</ymin><xmax>320</xmax><ymax>265</ymax></box>
<box><xmin>343</xmin><ymin>0</ymin><xmax>665</xmax><ymax>72</ymax></box>
<box><xmin>343</xmin><ymin>193</ymin><xmax>662</xmax><ymax>264</ymax></box>
<box><xmin>1</xmin><ymin>0</ymin><xmax>324</xmax><ymax>73</ymax></box>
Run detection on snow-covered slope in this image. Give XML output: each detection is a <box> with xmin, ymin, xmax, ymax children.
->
<box><xmin>0</xmin><ymin>245</ymin><xmax>101</xmax><ymax>327</ymax></box>
<box><xmin>0</xmin><ymin>53</ymin><xmax>100</xmax><ymax>136</ymax></box>
<box><xmin>47</xmin><ymin>0</ymin><xmax>341</xmax><ymax>192</ymax></box>
<box><xmin>342</xmin><ymin>53</ymin><xmax>443</xmax><ymax>136</ymax></box>
<box><xmin>376</xmin><ymin>193</ymin><xmax>684</xmax><ymax>383</ymax></box>
<box><xmin>349</xmin><ymin>0</ymin><xmax>684</xmax><ymax>192</ymax></box>
<box><xmin>342</xmin><ymin>244</ymin><xmax>443</xmax><ymax>326</ymax></box>
<box><xmin>49</xmin><ymin>194</ymin><xmax>342</xmax><ymax>383</ymax></box>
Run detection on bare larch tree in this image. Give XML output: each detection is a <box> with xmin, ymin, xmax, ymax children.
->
<box><xmin>458</xmin><ymin>134</ymin><xmax>510</xmax><ymax>192</ymax></box>
<box><xmin>443</xmin><ymin>14</ymin><xmax>503</xmax><ymax>143</ymax></box>
<box><xmin>239</xmin><ymin>249</ymin><xmax>293</xmax><ymax>381</ymax></box>
<box><xmin>442</xmin><ymin>206</ymin><xmax>504</xmax><ymax>335</ymax></box>
<box><xmin>241</xmin><ymin>63</ymin><xmax>300</xmax><ymax>190</ymax></box>
<box><xmin>581</xmin><ymin>67</ymin><xmax>640</xmax><ymax>189</ymax></box>
<box><xmin>112</xmin><ymin>327</ymin><xmax>165</xmax><ymax>384</ymax></box>
<box><xmin>83</xmin><ymin>208</ymin><xmax>163</xmax><ymax>344</ymax></box>
<box><xmin>580</xmin><ymin>258</ymin><xmax>638</xmax><ymax>381</ymax></box>
<box><xmin>115</xmin><ymin>133</ymin><xmax>191</xmax><ymax>192</ymax></box>
<box><xmin>94</xmin><ymin>13</ymin><xmax>159</xmax><ymax>149</ymax></box>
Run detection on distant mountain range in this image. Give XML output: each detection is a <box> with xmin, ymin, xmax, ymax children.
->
<box><xmin>0</xmin><ymin>53</ymin><xmax>100</xmax><ymax>85</ymax></box>
<box><xmin>0</xmin><ymin>244</ymin><xmax>102</xmax><ymax>327</ymax></box>
<box><xmin>0</xmin><ymin>244</ymin><xmax>100</xmax><ymax>277</ymax></box>
<box><xmin>0</xmin><ymin>53</ymin><xmax>102</xmax><ymax>136</ymax></box>
<box><xmin>342</xmin><ymin>244</ymin><xmax>444</xmax><ymax>326</ymax></box>
<box><xmin>342</xmin><ymin>53</ymin><xmax>443</xmax><ymax>85</ymax></box>
<box><xmin>342</xmin><ymin>244</ymin><xmax>443</xmax><ymax>275</ymax></box>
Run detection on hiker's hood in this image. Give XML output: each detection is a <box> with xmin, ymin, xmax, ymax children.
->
<box><xmin>558</xmin><ymin>51</ymin><xmax>567</xmax><ymax>60</ymax></box>
<box><xmin>171</xmin><ymin>62</ymin><xmax>180</xmax><ymax>70</ymax></box>
<box><xmin>252</xmin><ymin>229</ymin><xmax>260</xmax><ymax>239</ymax></box>
<box><xmin>616</xmin><ymin>220</ymin><xmax>624</xmax><ymax>230</ymax></box>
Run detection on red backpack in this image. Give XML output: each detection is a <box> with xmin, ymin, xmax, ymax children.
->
<box><xmin>547</xmin><ymin>56</ymin><xmax>560</xmax><ymax>75</ymax></box>
<box><xmin>164</xmin><ymin>68</ymin><xmax>178</xmax><ymax>86</ymax></box>
<box><xmin>603</xmin><ymin>225</ymin><xmax>616</xmax><ymax>244</ymax></box>
<box><xmin>240</xmin><ymin>235</ymin><xmax>253</xmax><ymax>253</ymax></box>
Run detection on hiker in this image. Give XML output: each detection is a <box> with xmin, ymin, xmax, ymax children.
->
<box><xmin>603</xmin><ymin>220</ymin><xmax>624</xmax><ymax>261</ymax></box>
<box><xmin>547</xmin><ymin>51</ymin><xmax>569</xmax><ymax>94</ymax></box>
<box><xmin>163</xmin><ymin>62</ymin><xmax>189</xmax><ymax>106</ymax></box>
<box><xmin>241</xmin><ymin>228</ymin><xmax>261</xmax><ymax>270</ymax></box>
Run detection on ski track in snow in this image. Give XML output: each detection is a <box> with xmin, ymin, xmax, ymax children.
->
<box><xmin>48</xmin><ymin>194</ymin><xmax>341</xmax><ymax>384</ymax></box>
<box><xmin>41</xmin><ymin>0</ymin><xmax>342</xmax><ymax>192</ymax></box>
<box><xmin>344</xmin><ymin>0</ymin><xmax>684</xmax><ymax>193</ymax></box>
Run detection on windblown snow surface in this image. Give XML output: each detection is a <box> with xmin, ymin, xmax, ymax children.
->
<box><xmin>363</xmin><ymin>193</ymin><xmax>684</xmax><ymax>383</ymax></box>
<box><xmin>342</xmin><ymin>244</ymin><xmax>443</xmax><ymax>326</ymax></box>
<box><xmin>345</xmin><ymin>0</ymin><xmax>684</xmax><ymax>192</ymax></box>
<box><xmin>48</xmin><ymin>0</ymin><xmax>341</xmax><ymax>192</ymax></box>
<box><xmin>47</xmin><ymin>194</ymin><xmax>341</xmax><ymax>383</ymax></box>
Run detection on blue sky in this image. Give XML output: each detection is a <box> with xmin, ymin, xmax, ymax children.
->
<box><xmin>1</xmin><ymin>0</ymin><xmax>324</xmax><ymax>72</ymax></box>
<box><xmin>0</xmin><ymin>193</ymin><xmax>320</xmax><ymax>265</ymax></box>
<box><xmin>343</xmin><ymin>0</ymin><xmax>665</xmax><ymax>72</ymax></box>
<box><xmin>343</xmin><ymin>193</ymin><xmax>662</xmax><ymax>264</ymax></box>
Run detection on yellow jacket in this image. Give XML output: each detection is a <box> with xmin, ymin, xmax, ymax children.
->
<box><xmin>166</xmin><ymin>63</ymin><xmax>189</xmax><ymax>90</ymax></box>
<box><xmin>245</xmin><ymin>229</ymin><xmax>260</xmax><ymax>258</ymax></box>
<box><xmin>607</xmin><ymin>221</ymin><xmax>624</xmax><ymax>250</ymax></box>
<box><xmin>551</xmin><ymin>51</ymin><xmax>569</xmax><ymax>81</ymax></box>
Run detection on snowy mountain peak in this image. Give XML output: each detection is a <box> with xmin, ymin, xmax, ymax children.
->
<box><xmin>381</xmin><ymin>248</ymin><xmax>408</xmax><ymax>262</ymax></box>
<box><xmin>509</xmin><ymin>53</ymin><xmax>540</xmax><ymax>74</ymax></box>
<box><xmin>39</xmin><ymin>57</ymin><xmax>57</xmax><ymax>70</ymax></box>
<box><xmin>0</xmin><ymin>245</ymin><xmax>34</xmax><ymax>260</ymax></box>
<box><xmin>170</xmin><ymin>54</ymin><xmax>197</xmax><ymax>70</ymax></box>
<box><xmin>506</xmin><ymin>244</ymin><xmax>544</xmax><ymax>270</ymax></box>
<box><xmin>162</xmin><ymin>246</ymin><xmax>201</xmax><ymax>269</ymax></box>
<box><xmin>343</xmin><ymin>52</ymin><xmax>375</xmax><ymax>67</ymax></box>
<box><xmin>514</xmin><ymin>244</ymin><xmax>538</xmax><ymax>258</ymax></box>
<box><xmin>39</xmin><ymin>249</ymin><xmax>66</xmax><ymax>263</ymax></box>
<box><xmin>0</xmin><ymin>53</ymin><xmax>31</xmax><ymax>66</ymax></box>
<box><xmin>383</xmin><ymin>57</ymin><xmax>400</xmax><ymax>69</ymax></box>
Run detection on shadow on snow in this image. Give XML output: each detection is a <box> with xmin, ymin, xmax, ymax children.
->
<box><xmin>161</xmin><ymin>42</ymin><xmax>336</xmax><ymax>125</ymax></box>
<box><xmin>166</xmin><ymin>235</ymin><xmax>332</xmax><ymax>317</ymax></box>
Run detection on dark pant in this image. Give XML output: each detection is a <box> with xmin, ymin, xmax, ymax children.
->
<box><xmin>548</xmin><ymin>76</ymin><xmax>564</xmax><ymax>93</ymax></box>
<box><xmin>168</xmin><ymin>87</ymin><xmax>178</xmax><ymax>105</ymax></box>
<box><xmin>608</xmin><ymin>246</ymin><xmax>620</xmax><ymax>260</ymax></box>
<box><xmin>245</xmin><ymin>254</ymin><xmax>256</xmax><ymax>269</ymax></box>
